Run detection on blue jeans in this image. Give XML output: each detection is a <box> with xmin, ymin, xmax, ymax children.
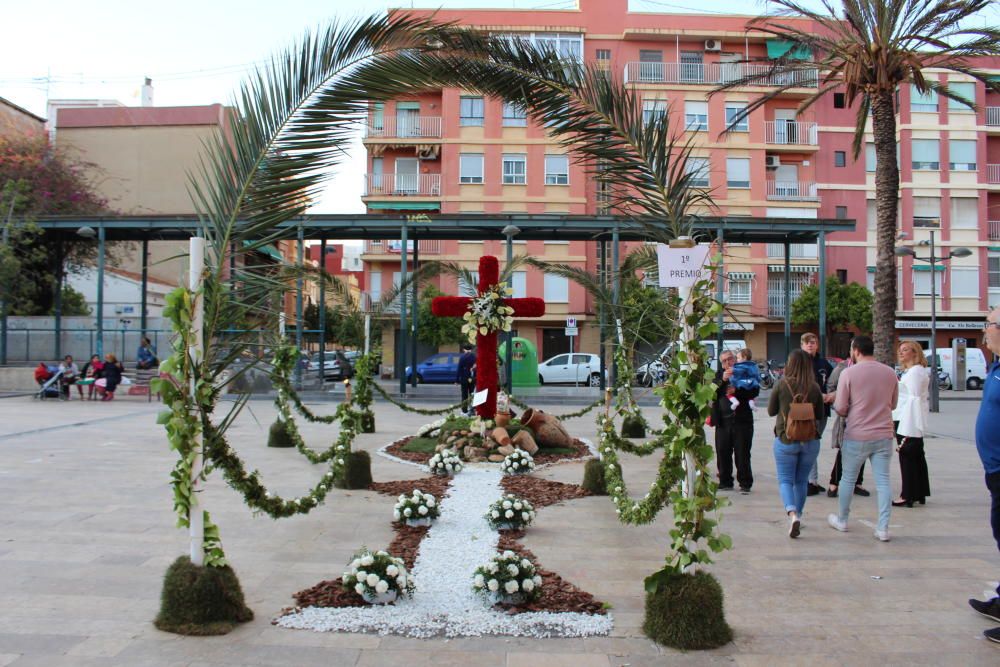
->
<box><xmin>773</xmin><ymin>438</ymin><xmax>821</xmax><ymax>516</ymax></box>
<box><xmin>837</xmin><ymin>438</ymin><xmax>893</xmax><ymax>532</ymax></box>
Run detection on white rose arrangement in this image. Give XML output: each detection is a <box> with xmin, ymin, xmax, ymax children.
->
<box><xmin>393</xmin><ymin>489</ymin><xmax>440</xmax><ymax>526</ymax></box>
<box><xmin>428</xmin><ymin>449</ymin><xmax>463</xmax><ymax>475</ymax></box>
<box><xmin>342</xmin><ymin>547</ymin><xmax>415</xmax><ymax>603</ymax></box>
<box><xmin>416</xmin><ymin>418</ymin><xmax>448</xmax><ymax>438</ymax></box>
<box><xmin>484</xmin><ymin>493</ymin><xmax>536</xmax><ymax>530</ymax></box>
<box><xmin>499</xmin><ymin>449</ymin><xmax>535</xmax><ymax>475</ymax></box>
<box><xmin>472</xmin><ymin>549</ymin><xmax>542</xmax><ymax>604</ymax></box>
<box><xmin>461</xmin><ymin>283</ymin><xmax>515</xmax><ymax>345</ymax></box>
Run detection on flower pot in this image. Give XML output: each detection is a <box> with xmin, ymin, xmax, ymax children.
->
<box><xmin>362</xmin><ymin>588</ymin><xmax>398</xmax><ymax>605</ymax></box>
<box><xmin>493</xmin><ymin>521</ymin><xmax>519</xmax><ymax>530</ymax></box>
<box><xmin>404</xmin><ymin>517</ymin><xmax>432</xmax><ymax>527</ymax></box>
<box><xmin>494</xmin><ymin>412</ymin><xmax>511</xmax><ymax>428</ymax></box>
<box><xmin>488</xmin><ymin>590</ymin><xmax>526</xmax><ymax>605</ymax></box>
<box><xmin>491</xmin><ymin>427</ymin><xmax>512</xmax><ymax>447</ymax></box>
<box><xmin>520</xmin><ymin>408</ymin><xmax>573</xmax><ymax>449</ymax></box>
<box><xmin>510</xmin><ymin>429</ymin><xmax>538</xmax><ymax>455</ymax></box>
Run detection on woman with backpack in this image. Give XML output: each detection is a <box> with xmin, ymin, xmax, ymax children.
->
<box><xmin>768</xmin><ymin>348</ymin><xmax>825</xmax><ymax>538</ymax></box>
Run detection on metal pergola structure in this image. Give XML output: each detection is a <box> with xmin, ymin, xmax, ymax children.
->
<box><xmin>11</xmin><ymin>213</ymin><xmax>855</xmax><ymax>389</ymax></box>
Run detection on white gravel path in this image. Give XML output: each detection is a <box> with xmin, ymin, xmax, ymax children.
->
<box><xmin>276</xmin><ymin>465</ymin><xmax>613</xmax><ymax>638</ymax></box>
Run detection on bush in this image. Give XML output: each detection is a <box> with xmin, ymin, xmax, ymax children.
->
<box><xmin>643</xmin><ymin>571</ymin><xmax>732</xmax><ymax>650</ymax></box>
<box><xmin>621</xmin><ymin>414</ymin><xmax>647</xmax><ymax>438</ymax></box>
<box><xmin>581</xmin><ymin>459</ymin><xmax>607</xmax><ymax>495</ymax></box>
<box><xmin>267</xmin><ymin>419</ymin><xmax>294</xmax><ymax>448</ymax></box>
<box><xmin>335</xmin><ymin>450</ymin><xmax>373</xmax><ymax>489</ymax></box>
<box><xmin>153</xmin><ymin>556</ymin><xmax>253</xmax><ymax>636</ymax></box>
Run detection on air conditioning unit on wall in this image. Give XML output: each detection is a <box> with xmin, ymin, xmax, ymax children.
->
<box><xmin>704</xmin><ymin>39</ymin><xmax>722</xmax><ymax>52</ymax></box>
<box><xmin>765</xmin><ymin>155</ymin><xmax>781</xmax><ymax>169</ymax></box>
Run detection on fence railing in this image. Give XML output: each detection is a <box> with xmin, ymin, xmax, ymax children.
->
<box><xmin>363</xmin><ymin>173</ymin><xmax>441</xmax><ymax>196</ymax></box>
<box><xmin>987</xmin><ymin>107</ymin><xmax>1000</xmax><ymax>127</ymax></box>
<box><xmin>765</xmin><ymin>181</ymin><xmax>819</xmax><ymax>201</ymax></box>
<box><xmin>987</xmin><ymin>164</ymin><xmax>1000</xmax><ymax>184</ymax></box>
<box><xmin>624</xmin><ymin>61</ymin><xmax>818</xmax><ymax>87</ymax></box>
<box><xmin>2</xmin><ymin>328</ymin><xmax>173</xmax><ymax>365</ymax></box>
<box><xmin>364</xmin><ymin>115</ymin><xmax>442</xmax><ymax>139</ymax></box>
<box><xmin>363</xmin><ymin>239</ymin><xmax>444</xmax><ymax>255</ymax></box>
<box><xmin>764</xmin><ymin>120</ymin><xmax>818</xmax><ymax>145</ymax></box>
<box><xmin>766</xmin><ymin>243</ymin><xmax>817</xmax><ymax>259</ymax></box>
<box><xmin>989</xmin><ymin>220</ymin><xmax>1000</xmax><ymax>242</ymax></box>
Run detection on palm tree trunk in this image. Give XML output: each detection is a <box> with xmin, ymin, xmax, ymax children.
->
<box><xmin>871</xmin><ymin>91</ymin><xmax>899</xmax><ymax>366</ymax></box>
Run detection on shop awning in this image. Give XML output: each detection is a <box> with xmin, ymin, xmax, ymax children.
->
<box><xmin>242</xmin><ymin>240</ymin><xmax>283</xmax><ymax>261</ymax></box>
<box><xmin>768</xmin><ymin>264</ymin><xmax>819</xmax><ymax>273</ymax></box>
<box><xmin>912</xmin><ymin>265</ymin><xmax>945</xmax><ymax>271</ymax></box>
<box><xmin>365</xmin><ymin>201</ymin><xmax>440</xmax><ymax>211</ymax></box>
<box><xmin>727</xmin><ymin>271</ymin><xmax>756</xmax><ymax>280</ymax></box>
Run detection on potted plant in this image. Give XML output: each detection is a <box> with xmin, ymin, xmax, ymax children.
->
<box><xmin>341</xmin><ymin>548</ymin><xmax>415</xmax><ymax>604</ymax></box>
<box><xmin>484</xmin><ymin>494</ymin><xmax>536</xmax><ymax>530</ymax></box>
<box><xmin>393</xmin><ymin>489</ymin><xmax>440</xmax><ymax>527</ymax></box>
<box><xmin>472</xmin><ymin>550</ymin><xmax>542</xmax><ymax>605</ymax></box>
<box><xmin>499</xmin><ymin>449</ymin><xmax>535</xmax><ymax>475</ymax></box>
<box><xmin>428</xmin><ymin>449</ymin><xmax>463</xmax><ymax>476</ymax></box>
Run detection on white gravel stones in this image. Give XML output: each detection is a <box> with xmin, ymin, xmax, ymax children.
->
<box><xmin>276</xmin><ymin>465</ymin><xmax>613</xmax><ymax>638</ymax></box>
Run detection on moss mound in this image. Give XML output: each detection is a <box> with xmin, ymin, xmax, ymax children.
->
<box><xmin>335</xmin><ymin>450</ymin><xmax>372</xmax><ymax>489</ymax></box>
<box><xmin>643</xmin><ymin>571</ymin><xmax>732</xmax><ymax>650</ymax></box>
<box><xmin>581</xmin><ymin>458</ymin><xmax>607</xmax><ymax>495</ymax></box>
<box><xmin>154</xmin><ymin>556</ymin><xmax>253</xmax><ymax>636</ymax></box>
<box><xmin>267</xmin><ymin>419</ymin><xmax>294</xmax><ymax>448</ymax></box>
<box><xmin>621</xmin><ymin>414</ymin><xmax>647</xmax><ymax>438</ymax></box>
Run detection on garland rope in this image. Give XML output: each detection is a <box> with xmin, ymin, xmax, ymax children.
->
<box><xmin>371</xmin><ymin>381</ymin><xmax>464</xmax><ymax>415</ymax></box>
<box><xmin>507</xmin><ymin>394</ymin><xmax>603</xmax><ymax>421</ymax></box>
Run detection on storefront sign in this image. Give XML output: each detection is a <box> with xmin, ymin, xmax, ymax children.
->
<box><xmin>895</xmin><ymin>320</ymin><xmax>982</xmax><ymax>330</ymax></box>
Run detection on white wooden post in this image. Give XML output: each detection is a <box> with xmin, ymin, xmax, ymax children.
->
<box><xmin>188</xmin><ymin>237</ymin><xmax>206</xmax><ymax>566</ymax></box>
<box><xmin>364</xmin><ymin>314</ymin><xmax>371</xmax><ymax>355</ymax></box>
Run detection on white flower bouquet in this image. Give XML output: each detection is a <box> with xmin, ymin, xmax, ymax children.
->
<box><xmin>461</xmin><ymin>283</ymin><xmax>515</xmax><ymax>345</ymax></box>
<box><xmin>499</xmin><ymin>449</ymin><xmax>535</xmax><ymax>475</ymax></box>
<box><xmin>342</xmin><ymin>548</ymin><xmax>415</xmax><ymax>604</ymax></box>
<box><xmin>484</xmin><ymin>493</ymin><xmax>536</xmax><ymax>530</ymax></box>
<box><xmin>393</xmin><ymin>489</ymin><xmax>440</xmax><ymax>527</ymax></box>
<box><xmin>472</xmin><ymin>549</ymin><xmax>542</xmax><ymax>605</ymax></box>
<box><xmin>416</xmin><ymin>418</ymin><xmax>448</xmax><ymax>438</ymax></box>
<box><xmin>428</xmin><ymin>449</ymin><xmax>463</xmax><ymax>475</ymax></box>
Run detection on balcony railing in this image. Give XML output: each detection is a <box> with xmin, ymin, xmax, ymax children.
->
<box><xmin>988</xmin><ymin>164</ymin><xmax>1000</xmax><ymax>184</ymax></box>
<box><xmin>623</xmin><ymin>62</ymin><xmax>818</xmax><ymax>87</ymax></box>
<box><xmin>987</xmin><ymin>107</ymin><xmax>1000</xmax><ymax>126</ymax></box>
<box><xmin>364</xmin><ymin>115</ymin><xmax>442</xmax><ymax>139</ymax></box>
<box><xmin>989</xmin><ymin>220</ymin><xmax>1000</xmax><ymax>242</ymax></box>
<box><xmin>363</xmin><ymin>239</ymin><xmax>444</xmax><ymax>255</ymax></box>
<box><xmin>764</xmin><ymin>121</ymin><xmax>818</xmax><ymax>145</ymax></box>
<box><xmin>766</xmin><ymin>243</ymin><xmax>817</xmax><ymax>259</ymax></box>
<box><xmin>765</xmin><ymin>181</ymin><xmax>819</xmax><ymax>201</ymax></box>
<box><xmin>363</xmin><ymin>173</ymin><xmax>441</xmax><ymax>197</ymax></box>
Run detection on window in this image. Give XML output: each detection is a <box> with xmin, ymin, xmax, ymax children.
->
<box><xmin>459</xmin><ymin>153</ymin><xmax>484</xmax><ymax>184</ymax></box>
<box><xmin>865</xmin><ymin>143</ymin><xmax>876</xmax><ymax>172</ymax></box>
<box><xmin>836</xmin><ymin>206</ymin><xmax>848</xmax><ymax>219</ymax></box>
<box><xmin>834</xmin><ymin>151</ymin><xmax>846</xmax><ymax>167</ymax></box>
<box><xmin>913</xmin><ymin>269</ymin><xmax>943</xmax><ymax>296</ymax></box>
<box><xmin>502</xmin><ymin>102</ymin><xmax>527</xmax><ymax>127</ymax></box>
<box><xmin>544</xmin><ymin>155</ymin><xmax>569</xmax><ymax>185</ymax></box>
<box><xmin>726</xmin><ymin>158</ymin><xmax>750</xmax><ymax>188</ymax></box>
<box><xmin>990</xmin><ymin>254</ymin><xmax>1000</xmax><ymax>290</ymax></box>
<box><xmin>727</xmin><ymin>279</ymin><xmax>751</xmax><ymax>304</ymax></box>
<box><xmin>459</xmin><ymin>271</ymin><xmax>480</xmax><ymax>296</ymax></box>
<box><xmin>535</xmin><ymin>32</ymin><xmax>583</xmax><ymax>61</ymax></box>
<box><xmin>685</xmin><ymin>101</ymin><xmax>708</xmax><ymax>131</ymax></box>
<box><xmin>459</xmin><ymin>96</ymin><xmax>484</xmax><ymax>126</ymax></box>
<box><xmin>949</xmin><ymin>140</ymin><xmax>976</xmax><ymax>171</ymax></box>
<box><xmin>543</xmin><ymin>274</ymin><xmax>569</xmax><ymax>302</ymax></box>
<box><xmin>911</xmin><ymin>139</ymin><xmax>940</xmax><ymax>170</ymax></box>
<box><xmin>836</xmin><ymin>269</ymin><xmax>848</xmax><ymax>284</ymax></box>
<box><xmin>913</xmin><ymin>196</ymin><xmax>941</xmax><ymax>228</ymax></box>
<box><xmin>950</xmin><ymin>197</ymin><xmax>978</xmax><ymax>229</ymax></box>
<box><xmin>686</xmin><ymin>157</ymin><xmax>710</xmax><ymax>187</ymax></box>
<box><xmin>502</xmin><ymin>154</ymin><xmax>526</xmax><ymax>185</ymax></box>
<box><xmin>910</xmin><ymin>85</ymin><xmax>938</xmax><ymax>112</ymax></box>
<box><xmin>511</xmin><ymin>271</ymin><xmax>526</xmax><ymax>299</ymax></box>
<box><xmin>596</xmin><ymin>48</ymin><xmax>611</xmax><ymax>62</ymax></box>
<box><xmin>642</xmin><ymin>99</ymin><xmax>667</xmax><ymax>124</ymax></box>
<box><xmin>867</xmin><ymin>200</ymin><xmax>877</xmax><ymax>230</ymax></box>
<box><xmin>369</xmin><ymin>272</ymin><xmax>382</xmax><ymax>300</ymax></box>
<box><xmin>947</xmin><ymin>82</ymin><xmax>976</xmax><ymax>111</ymax></box>
<box><xmin>680</xmin><ymin>51</ymin><xmax>704</xmax><ymax>82</ymax></box>
<box><xmin>950</xmin><ymin>267</ymin><xmax>979</xmax><ymax>298</ymax></box>
<box><xmin>725</xmin><ymin>102</ymin><xmax>748</xmax><ymax>132</ymax></box>
<box><xmin>833</xmin><ymin>92</ymin><xmax>845</xmax><ymax>108</ymax></box>
<box><xmin>638</xmin><ymin>49</ymin><xmax>663</xmax><ymax>81</ymax></box>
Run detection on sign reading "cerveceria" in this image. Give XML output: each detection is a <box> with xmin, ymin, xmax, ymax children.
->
<box><xmin>656</xmin><ymin>244</ymin><xmax>711</xmax><ymax>288</ymax></box>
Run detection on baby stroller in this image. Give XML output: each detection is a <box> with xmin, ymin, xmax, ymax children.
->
<box><xmin>35</xmin><ymin>366</ymin><xmax>64</xmax><ymax>400</ymax></box>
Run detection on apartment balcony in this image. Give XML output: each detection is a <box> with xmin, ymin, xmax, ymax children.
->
<box><xmin>986</xmin><ymin>107</ymin><xmax>1000</xmax><ymax>128</ymax></box>
<box><xmin>765</xmin><ymin>181</ymin><xmax>819</xmax><ymax>202</ymax></box>
<box><xmin>988</xmin><ymin>164</ymin><xmax>1000</xmax><ymax>184</ymax></box>
<box><xmin>363</xmin><ymin>116</ymin><xmax>442</xmax><ymax>140</ymax></box>
<box><xmin>363</xmin><ymin>173</ymin><xmax>441</xmax><ymax>197</ymax></box>
<box><xmin>764</xmin><ymin>121</ymin><xmax>818</xmax><ymax>147</ymax></box>
<box><xmin>363</xmin><ymin>239</ymin><xmax>444</xmax><ymax>255</ymax></box>
<box><xmin>989</xmin><ymin>220</ymin><xmax>1000</xmax><ymax>242</ymax></box>
<box><xmin>623</xmin><ymin>62</ymin><xmax>817</xmax><ymax>88</ymax></box>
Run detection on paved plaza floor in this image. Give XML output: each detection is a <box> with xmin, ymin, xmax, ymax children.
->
<box><xmin>0</xmin><ymin>393</ymin><xmax>996</xmax><ymax>666</ymax></box>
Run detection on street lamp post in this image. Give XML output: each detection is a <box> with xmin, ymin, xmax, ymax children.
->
<box><xmin>501</xmin><ymin>224</ymin><xmax>520</xmax><ymax>395</ymax></box>
<box><xmin>895</xmin><ymin>229</ymin><xmax>972</xmax><ymax>412</ymax></box>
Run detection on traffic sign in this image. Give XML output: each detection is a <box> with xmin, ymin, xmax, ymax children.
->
<box><xmin>565</xmin><ymin>326</ymin><xmax>578</xmax><ymax>337</ymax></box>
<box><xmin>565</xmin><ymin>317</ymin><xmax>577</xmax><ymax>328</ymax></box>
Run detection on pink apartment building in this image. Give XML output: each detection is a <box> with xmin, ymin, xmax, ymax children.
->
<box><xmin>362</xmin><ymin>0</ymin><xmax>1000</xmax><ymax>365</ymax></box>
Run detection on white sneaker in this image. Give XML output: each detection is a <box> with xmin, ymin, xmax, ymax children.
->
<box><xmin>827</xmin><ymin>514</ymin><xmax>848</xmax><ymax>532</ymax></box>
<box><xmin>788</xmin><ymin>513</ymin><xmax>800</xmax><ymax>539</ymax></box>
<box><xmin>873</xmin><ymin>529</ymin><xmax>891</xmax><ymax>542</ymax></box>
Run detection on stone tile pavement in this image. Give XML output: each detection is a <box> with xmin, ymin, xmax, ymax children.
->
<box><xmin>0</xmin><ymin>393</ymin><xmax>996</xmax><ymax>665</ymax></box>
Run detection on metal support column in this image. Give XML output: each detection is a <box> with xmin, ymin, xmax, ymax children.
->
<box><xmin>398</xmin><ymin>221</ymin><xmax>409</xmax><ymax>395</ymax></box>
<box><xmin>818</xmin><ymin>231</ymin><xmax>827</xmax><ymax>357</ymax></box>
<box><xmin>295</xmin><ymin>225</ymin><xmax>304</xmax><ymax>389</ymax></box>
<box><xmin>598</xmin><ymin>239</ymin><xmax>607</xmax><ymax>391</ymax></box>
<box><xmin>96</xmin><ymin>222</ymin><xmax>106</xmax><ymax>358</ymax></box>
<box><xmin>716</xmin><ymin>226</ymin><xmax>725</xmax><ymax>351</ymax></box>
<box><xmin>410</xmin><ymin>237</ymin><xmax>419</xmax><ymax>388</ymax></box>
<box><xmin>318</xmin><ymin>237</ymin><xmax>327</xmax><ymax>389</ymax></box>
<box><xmin>783</xmin><ymin>240</ymin><xmax>791</xmax><ymax>361</ymax></box>
<box><xmin>611</xmin><ymin>224</ymin><xmax>620</xmax><ymax>386</ymax></box>
<box><xmin>54</xmin><ymin>237</ymin><xmax>64</xmax><ymax>359</ymax></box>
<box><xmin>140</xmin><ymin>237</ymin><xmax>150</xmax><ymax>337</ymax></box>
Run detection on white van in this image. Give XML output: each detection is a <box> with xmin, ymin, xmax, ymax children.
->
<box><xmin>635</xmin><ymin>339</ymin><xmax>745</xmax><ymax>385</ymax></box>
<box><xmin>925</xmin><ymin>348</ymin><xmax>988</xmax><ymax>390</ymax></box>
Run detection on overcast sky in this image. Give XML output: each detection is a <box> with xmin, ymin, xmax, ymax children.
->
<box><xmin>2</xmin><ymin>0</ymin><xmax>996</xmax><ymax>214</ymax></box>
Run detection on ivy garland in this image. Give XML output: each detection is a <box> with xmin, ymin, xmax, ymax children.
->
<box><xmin>507</xmin><ymin>394</ymin><xmax>603</xmax><ymax>421</ymax></box>
<box><xmin>352</xmin><ymin>353</ymin><xmax>376</xmax><ymax>427</ymax></box>
<box><xmin>371</xmin><ymin>381</ymin><xmax>464</xmax><ymax>416</ymax></box>
<box><xmin>594</xmin><ymin>275</ymin><xmax>732</xmax><ymax>588</ymax></box>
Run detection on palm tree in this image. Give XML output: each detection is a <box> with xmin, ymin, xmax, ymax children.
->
<box><xmin>713</xmin><ymin>0</ymin><xmax>1000</xmax><ymax>364</ymax></box>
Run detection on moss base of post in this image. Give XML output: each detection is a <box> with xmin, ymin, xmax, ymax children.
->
<box><xmin>581</xmin><ymin>458</ymin><xmax>607</xmax><ymax>495</ymax></box>
<box><xmin>267</xmin><ymin>419</ymin><xmax>294</xmax><ymax>448</ymax></box>
<box><xmin>153</xmin><ymin>556</ymin><xmax>253</xmax><ymax>636</ymax></box>
<box><xmin>643</xmin><ymin>571</ymin><xmax>732</xmax><ymax>650</ymax></box>
<box><xmin>360</xmin><ymin>410</ymin><xmax>375</xmax><ymax>433</ymax></box>
<box><xmin>621</xmin><ymin>414</ymin><xmax>647</xmax><ymax>438</ymax></box>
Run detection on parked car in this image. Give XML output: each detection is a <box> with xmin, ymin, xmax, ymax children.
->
<box><xmin>926</xmin><ymin>347</ymin><xmax>988</xmax><ymax>390</ymax></box>
<box><xmin>307</xmin><ymin>350</ymin><xmax>354</xmax><ymax>380</ymax></box>
<box><xmin>405</xmin><ymin>352</ymin><xmax>464</xmax><ymax>384</ymax></box>
<box><xmin>537</xmin><ymin>353</ymin><xmax>604</xmax><ymax>387</ymax></box>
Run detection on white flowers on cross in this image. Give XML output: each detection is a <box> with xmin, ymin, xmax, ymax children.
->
<box><xmin>461</xmin><ymin>283</ymin><xmax>515</xmax><ymax>345</ymax></box>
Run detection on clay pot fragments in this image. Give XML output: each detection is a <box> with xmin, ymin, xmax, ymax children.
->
<box><xmin>494</xmin><ymin>412</ymin><xmax>511</xmax><ymax>428</ymax></box>
<box><xmin>491</xmin><ymin>427</ymin><xmax>512</xmax><ymax>447</ymax></box>
<box><xmin>511</xmin><ymin>429</ymin><xmax>538</xmax><ymax>455</ymax></box>
<box><xmin>520</xmin><ymin>408</ymin><xmax>573</xmax><ymax>449</ymax></box>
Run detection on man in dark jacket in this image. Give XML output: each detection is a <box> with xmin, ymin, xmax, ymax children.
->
<box><xmin>711</xmin><ymin>349</ymin><xmax>759</xmax><ymax>493</ymax></box>
<box><xmin>456</xmin><ymin>344</ymin><xmax>476</xmax><ymax>415</ymax></box>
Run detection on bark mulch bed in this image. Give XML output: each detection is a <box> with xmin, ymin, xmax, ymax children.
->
<box><xmin>369</xmin><ymin>475</ymin><xmax>453</xmax><ymax>501</ymax></box>
<box><xmin>501</xmin><ymin>475</ymin><xmax>592</xmax><ymax>509</ymax></box>
<box><xmin>385</xmin><ymin>435</ymin><xmax>591</xmax><ymax>466</ymax></box>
